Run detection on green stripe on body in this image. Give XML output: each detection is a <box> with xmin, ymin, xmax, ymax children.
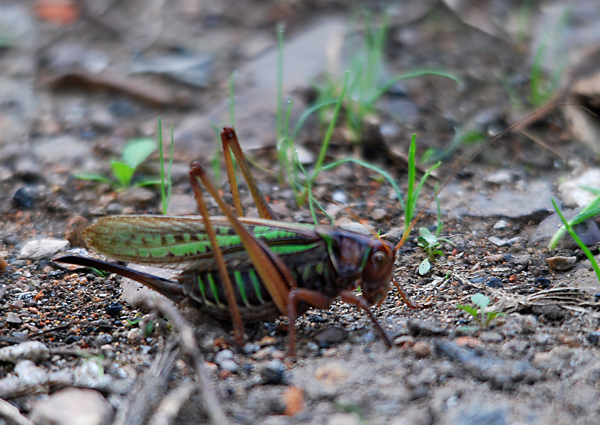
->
<box><xmin>206</xmin><ymin>273</ymin><xmax>222</xmax><ymax>307</ymax></box>
<box><xmin>248</xmin><ymin>270</ymin><xmax>265</xmax><ymax>304</ymax></box>
<box><xmin>234</xmin><ymin>270</ymin><xmax>250</xmax><ymax>307</ymax></box>
<box><xmin>197</xmin><ymin>275</ymin><xmax>207</xmax><ymax>301</ymax></box>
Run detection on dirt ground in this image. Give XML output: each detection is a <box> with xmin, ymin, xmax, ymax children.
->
<box><xmin>2</xmin><ymin>1</ymin><xmax>600</xmax><ymax>424</ymax></box>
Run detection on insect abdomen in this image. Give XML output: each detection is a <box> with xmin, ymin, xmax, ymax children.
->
<box><xmin>180</xmin><ymin>256</ymin><xmax>338</xmax><ymax>322</ymax></box>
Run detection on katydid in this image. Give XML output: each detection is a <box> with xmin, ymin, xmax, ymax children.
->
<box><xmin>55</xmin><ymin>127</ymin><xmax>422</xmax><ymax>354</ymax></box>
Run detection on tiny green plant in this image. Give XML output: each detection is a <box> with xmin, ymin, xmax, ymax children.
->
<box><xmin>551</xmin><ymin>198</ymin><xmax>600</xmax><ymax>283</ymax></box>
<box><xmin>76</xmin><ymin>137</ymin><xmax>159</xmax><ymax>189</ymax></box>
<box><xmin>417</xmin><ymin>192</ymin><xmax>453</xmax><ymax>275</ymax></box>
<box><xmin>457</xmin><ymin>293</ymin><xmax>505</xmax><ymax>328</ymax></box>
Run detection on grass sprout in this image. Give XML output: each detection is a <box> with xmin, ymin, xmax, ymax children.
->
<box><xmin>75</xmin><ymin>137</ymin><xmax>159</xmax><ymax>190</ymax></box>
<box><xmin>417</xmin><ymin>192</ymin><xmax>453</xmax><ymax>275</ymax></box>
<box><xmin>457</xmin><ymin>293</ymin><xmax>505</xmax><ymax>328</ymax></box>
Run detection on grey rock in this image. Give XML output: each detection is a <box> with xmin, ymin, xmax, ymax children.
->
<box><xmin>117</xmin><ymin>187</ymin><xmax>155</xmax><ymax>207</ymax></box>
<box><xmin>493</xmin><ymin>220</ymin><xmax>509</xmax><ymax>230</ymax></box>
<box><xmin>5</xmin><ymin>312</ymin><xmax>21</xmax><ymax>325</ymax></box>
<box><xmin>219</xmin><ymin>360</ymin><xmax>239</xmax><ymax>373</ymax></box>
<box><xmin>328</xmin><ymin>413</ymin><xmax>361</xmax><ymax>425</ymax></box>
<box><xmin>215</xmin><ymin>349</ymin><xmax>234</xmax><ymax>365</ymax></box>
<box><xmin>444</xmin><ymin>401</ymin><xmax>509</xmax><ymax>425</ymax></box>
<box><xmin>0</xmin><ymin>341</ymin><xmax>49</xmax><ymax>363</ymax></box>
<box><xmin>259</xmin><ymin>359</ymin><xmax>288</xmax><ymax>385</ymax></box>
<box><xmin>408</xmin><ymin>320</ymin><xmax>448</xmax><ymax>336</ymax></box>
<box><xmin>30</xmin><ymin>387</ymin><xmax>113</xmax><ymax>425</ymax></box>
<box><xmin>530</xmin><ymin>210</ymin><xmax>600</xmax><ymax>248</ymax></box>
<box><xmin>484</xmin><ymin>169</ymin><xmax>515</xmax><ymax>185</ymax></box>
<box><xmin>15</xmin><ymin>360</ymin><xmax>47</xmax><ymax>387</ymax></box>
<box><xmin>557</xmin><ymin>168</ymin><xmax>600</xmax><ymax>208</ymax></box>
<box><xmin>488</xmin><ymin>236</ymin><xmax>521</xmax><ymax>246</ymax></box>
<box><xmin>165</xmin><ymin>193</ymin><xmax>197</xmax><ymax>215</ymax></box>
<box><xmin>436</xmin><ymin>340</ymin><xmax>540</xmax><ymax>389</ymax></box>
<box><xmin>441</xmin><ymin>180</ymin><xmax>554</xmax><ymax>219</ymax></box>
<box><xmin>19</xmin><ymin>238</ymin><xmax>70</xmax><ymax>260</ymax></box>
<box><xmin>547</xmin><ymin>256</ymin><xmax>577</xmax><ymax>271</ymax></box>
<box><xmin>33</xmin><ymin>136</ymin><xmax>93</xmax><ymax>166</ymax></box>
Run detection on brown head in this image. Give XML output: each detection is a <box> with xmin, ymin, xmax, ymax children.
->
<box><xmin>360</xmin><ymin>238</ymin><xmax>396</xmax><ymax>306</ymax></box>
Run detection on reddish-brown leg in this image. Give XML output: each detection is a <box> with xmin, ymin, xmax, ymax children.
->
<box><xmin>189</xmin><ymin>164</ymin><xmax>246</xmax><ymax>344</ymax></box>
<box><xmin>189</xmin><ymin>162</ymin><xmax>296</xmax><ymax>322</ymax></box>
<box><xmin>287</xmin><ymin>288</ymin><xmax>334</xmax><ymax>356</ymax></box>
<box><xmin>221</xmin><ymin>127</ymin><xmax>277</xmax><ymax>220</ymax></box>
<box><xmin>392</xmin><ymin>279</ymin><xmax>433</xmax><ymax>309</ymax></box>
<box><xmin>339</xmin><ymin>290</ymin><xmax>393</xmax><ymax>348</ymax></box>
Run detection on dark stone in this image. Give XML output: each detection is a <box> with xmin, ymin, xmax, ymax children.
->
<box><xmin>12</xmin><ymin>186</ymin><xmax>36</xmax><ymax>208</ymax></box>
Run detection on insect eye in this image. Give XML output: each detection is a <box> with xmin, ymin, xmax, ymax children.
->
<box><xmin>373</xmin><ymin>251</ymin><xmax>388</xmax><ymax>264</ymax></box>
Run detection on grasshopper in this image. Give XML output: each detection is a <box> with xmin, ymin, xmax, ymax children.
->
<box><xmin>55</xmin><ymin>126</ymin><xmax>426</xmax><ymax>355</ymax></box>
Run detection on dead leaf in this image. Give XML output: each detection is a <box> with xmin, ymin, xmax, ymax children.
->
<box><xmin>283</xmin><ymin>386</ymin><xmax>304</xmax><ymax>416</ymax></box>
<box><xmin>35</xmin><ymin>0</ymin><xmax>79</xmax><ymax>25</ymax></box>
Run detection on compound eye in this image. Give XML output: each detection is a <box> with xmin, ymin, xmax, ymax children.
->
<box><xmin>373</xmin><ymin>250</ymin><xmax>388</xmax><ymax>264</ymax></box>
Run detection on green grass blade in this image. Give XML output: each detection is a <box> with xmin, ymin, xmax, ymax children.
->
<box><xmin>552</xmin><ymin>198</ymin><xmax>600</xmax><ymax>282</ymax></box>
<box><xmin>307</xmin><ymin>71</ymin><xmax>350</xmax><ymax>192</ymax></box>
<box><xmin>74</xmin><ymin>173</ymin><xmax>113</xmax><ymax>184</ymax></box>
<box><xmin>368</xmin><ymin>70</ymin><xmax>461</xmax><ymax>105</ymax></box>
<box><xmin>404</xmin><ymin>134</ymin><xmax>417</xmax><ymax>234</ymax></box>
<box><xmin>549</xmin><ymin>193</ymin><xmax>600</xmax><ymax>249</ymax></box>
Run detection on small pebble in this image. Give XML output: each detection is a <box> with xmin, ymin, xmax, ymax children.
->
<box><xmin>29</xmin><ymin>387</ymin><xmax>113</xmax><ymax>425</ymax></box>
<box><xmin>372</xmin><ymin>208</ymin><xmax>389</xmax><ymax>221</ymax></box>
<box><xmin>327</xmin><ymin>413</ymin><xmax>360</xmax><ymax>425</ymax></box>
<box><xmin>6</xmin><ymin>312</ymin><xmax>22</xmax><ymax>325</ymax></box>
<box><xmin>493</xmin><ymin>220</ymin><xmax>508</xmax><ymax>230</ymax></box>
<box><xmin>479</xmin><ymin>331</ymin><xmax>504</xmax><ymax>343</ymax></box>
<box><xmin>94</xmin><ymin>334</ymin><xmax>113</xmax><ymax>347</ymax></box>
<box><xmin>219</xmin><ymin>359</ymin><xmax>239</xmax><ymax>373</ymax></box>
<box><xmin>215</xmin><ymin>349</ymin><xmax>234</xmax><ymax>365</ymax></box>
<box><xmin>547</xmin><ymin>256</ymin><xmax>577</xmax><ymax>271</ymax></box>
<box><xmin>332</xmin><ymin>189</ymin><xmax>347</xmax><ymax>204</ymax></box>
<box><xmin>394</xmin><ymin>335</ymin><xmax>415</xmax><ymax>348</ymax></box>
<box><xmin>259</xmin><ymin>359</ymin><xmax>288</xmax><ymax>385</ymax></box>
<box><xmin>558</xmin><ymin>334</ymin><xmax>580</xmax><ymax>348</ymax></box>
<box><xmin>412</xmin><ymin>340</ymin><xmax>431</xmax><ymax>358</ymax></box>
<box><xmin>19</xmin><ymin>238</ymin><xmax>70</xmax><ymax>260</ymax></box>
<box><xmin>12</xmin><ymin>186</ymin><xmax>36</xmax><ymax>208</ymax></box>
<box><xmin>127</xmin><ymin>328</ymin><xmax>142</xmax><ymax>344</ymax></box>
<box><xmin>243</xmin><ymin>343</ymin><xmax>260</xmax><ymax>355</ymax></box>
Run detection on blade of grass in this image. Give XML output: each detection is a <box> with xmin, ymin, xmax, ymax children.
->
<box><xmin>368</xmin><ymin>70</ymin><xmax>461</xmax><ymax>105</ymax></box>
<box><xmin>552</xmin><ymin>198</ymin><xmax>600</xmax><ymax>282</ymax></box>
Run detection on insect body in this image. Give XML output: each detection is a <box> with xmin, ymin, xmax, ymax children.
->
<box><xmin>56</xmin><ymin>127</ymin><xmax>403</xmax><ymax>354</ymax></box>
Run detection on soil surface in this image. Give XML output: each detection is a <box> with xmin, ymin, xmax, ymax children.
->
<box><xmin>2</xmin><ymin>1</ymin><xmax>600</xmax><ymax>425</ymax></box>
